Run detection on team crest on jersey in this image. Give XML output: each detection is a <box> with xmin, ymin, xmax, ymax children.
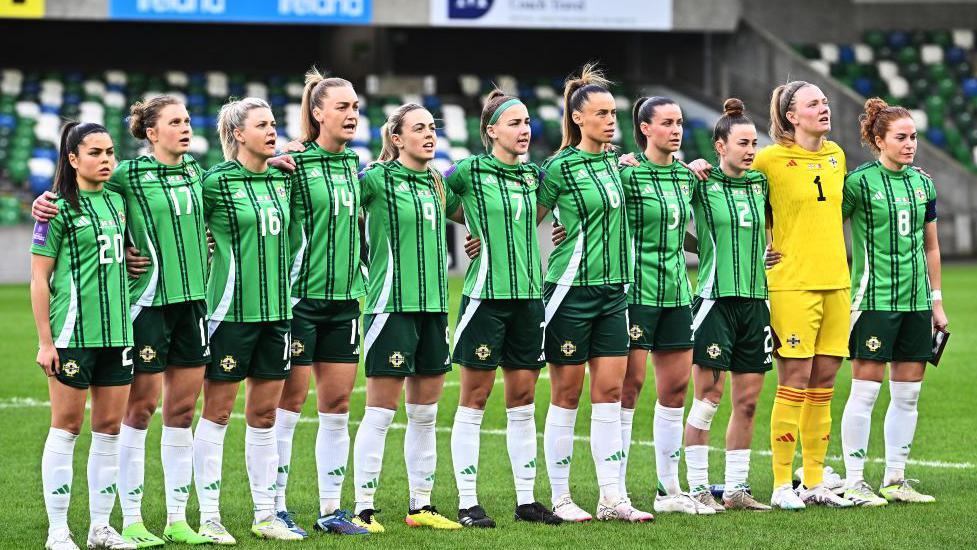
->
<box><xmin>681</xmin><ymin>184</ymin><xmax>690</xmax><ymax>195</ymax></box>
<box><xmin>865</xmin><ymin>336</ymin><xmax>882</xmax><ymax>352</ymax></box>
<box><xmin>915</xmin><ymin>188</ymin><xmax>927</xmax><ymax>202</ymax></box>
<box><xmin>290</xmin><ymin>339</ymin><xmax>305</xmax><ymax>358</ymax></box>
<box><xmin>139</xmin><ymin>346</ymin><xmax>156</xmax><ymax>363</ymax></box>
<box><xmin>786</xmin><ymin>333</ymin><xmax>801</xmax><ymax>348</ymax></box>
<box><xmin>276</xmin><ymin>186</ymin><xmax>287</xmax><ymax>200</ymax></box>
<box><xmin>118</xmin><ymin>213</ymin><xmax>126</xmax><ymax>225</ymax></box>
<box><xmin>220</xmin><ymin>355</ymin><xmax>237</xmax><ymax>372</ymax></box>
<box><xmin>389</xmin><ymin>351</ymin><xmax>405</xmax><ymax>368</ymax></box>
<box><xmin>706</xmin><ymin>343</ymin><xmax>722</xmax><ymax>359</ymax></box>
<box><xmin>523</xmin><ymin>174</ymin><xmax>537</xmax><ymax>186</ymax></box>
<box><xmin>752</xmin><ymin>184</ymin><xmax>763</xmax><ymax>195</ymax></box>
<box><xmin>62</xmin><ymin>360</ymin><xmax>80</xmax><ymax>378</ymax></box>
<box><xmin>561</xmin><ymin>341</ymin><xmax>577</xmax><ymax>357</ymax></box>
<box><xmin>475</xmin><ymin>344</ymin><xmax>492</xmax><ymax>361</ymax></box>
<box><xmin>828</xmin><ymin>156</ymin><xmax>838</xmax><ymax>168</ymax></box>
<box><xmin>629</xmin><ymin>324</ymin><xmax>644</xmax><ymax>341</ymax></box>
<box><xmin>186</xmin><ymin>166</ymin><xmax>196</xmax><ymax>178</ymax></box>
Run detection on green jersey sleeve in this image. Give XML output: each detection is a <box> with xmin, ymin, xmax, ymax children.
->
<box><xmin>30</xmin><ymin>204</ymin><xmax>65</xmax><ymax>258</ymax></box>
<box><xmin>842</xmin><ymin>172</ymin><xmax>858</xmax><ymax>220</ymax></box>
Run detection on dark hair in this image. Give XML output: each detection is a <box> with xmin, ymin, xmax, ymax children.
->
<box><xmin>631</xmin><ymin>96</ymin><xmax>678</xmax><ymax>150</ymax></box>
<box><xmin>559</xmin><ymin>63</ymin><xmax>612</xmax><ymax>150</ymax></box>
<box><xmin>300</xmin><ymin>66</ymin><xmax>354</xmax><ymax>142</ymax></box>
<box><xmin>480</xmin><ymin>88</ymin><xmax>520</xmax><ymax>151</ymax></box>
<box><xmin>129</xmin><ymin>95</ymin><xmax>182</xmax><ymax>141</ymax></box>
<box><xmin>53</xmin><ymin>122</ymin><xmax>111</xmax><ymax>210</ymax></box>
<box><xmin>713</xmin><ymin>98</ymin><xmax>754</xmax><ymax>143</ymax></box>
<box><xmin>859</xmin><ymin>97</ymin><xmax>913</xmax><ymax>155</ymax></box>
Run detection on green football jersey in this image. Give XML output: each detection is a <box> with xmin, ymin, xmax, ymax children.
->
<box><xmin>288</xmin><ymin>143</ymin><xmax>365</xmax><ymax>301</ymax></box>
<box><xmin>691</xmin><ymin>167</ymin><xmax>769</xmax><ymax>300</ymax></box>
<box><xmin>537</xmin><ymin>147</ymin><xmax>632</xmax><ymax>286</ymax></box>
<box><xmin>360</xmin><ymin>161</ymin><xmax>460</xmax><ymax>313</ymax></box>
<box><xmin>108</xmin><ymin>154</ymin><xmax>208</xmax><ymax>308</ymax></box>
<box><xmin>445</xmin><ymin>154</ymin><xmax>542</xmax><ymax>300</ymax></box>
<box><xmin>31</xmin><ymin>189</ymin><xmax>133</xmax><ymax>348</ymax></box>
<box><xmin>843</xmin><ymin>161</ymin><xmax>937</xmax><ymax>311</ymax></box>
<box><xmin>620</xmin><ymin>154</ymin><xmax>694</xmax><ymax>306</ymax></box>
<box><xmin>203</xmin><ymin>161</ymin><xmax>292</xmax><ymax>324</ymax></box>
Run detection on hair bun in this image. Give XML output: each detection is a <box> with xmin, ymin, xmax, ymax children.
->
<box><xmin>863</xmin><ymin>97</ymin><xmax>888</xmax><ymax>119</ymax></box>
<box><xmin>485</xmin><ymin>89</ymin><xmax>507</xmax><ymax>103</ymax></box>
<box><xmin>128</xmin><ymin>101</ymin><xmax>148</xmax><ymax>140</ymax></box>
<box><xmin>723</xmin><ymin>98</ymin><xmax>745</xmax><ymax>118</ymax></box>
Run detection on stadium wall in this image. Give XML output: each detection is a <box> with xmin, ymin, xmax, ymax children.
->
<box><xmin>710</xmin><ymin>20</ymin><xmax>976</xmax><ymax>255</ymax></box>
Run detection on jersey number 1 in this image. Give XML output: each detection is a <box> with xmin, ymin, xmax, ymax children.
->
<box><xmin>813</xmin><ymin>176</ymin><xmax>826</xmax><ymax>202</ymax></box>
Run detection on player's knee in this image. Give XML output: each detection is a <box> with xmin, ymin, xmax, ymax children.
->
<box><xmin>278</xmin><ymin>393</ymin><xmax>307</xmax><ymax>414</ymax></box>
<box><xmin>247</xmin><ymin>407</ymin><xmax>277</xmax><ymax>429</ymax></box>
<box><xmin>735</xmin><ymin>399</ymin><xmax>758</xmax><ymax>420</ymax></box>
<box><xmin>124</xmin><ymin>401</ymin><xmax>157</xmax><ymax>430</ymax></box>
<box><xmin>505</xmin><ymin>386</ymin><xmax>534</xmax><ymax>408</ymax></box>
<box><xmin>621</xmin><ymin>378</ymin><xmax>643</xmax><ymax>408</ymax></box>
<box><xmin>164</xmin><ymin>402</ymin><xmax>196</xmax><ymax>429</ymax></box>
<box><xmin>461</xmin><ymin>385</ymin><xmax>491</xmax><ymax>409</ymax></box>
<box><xmin>318</xmin><ymin>393</ymin><xmax>350</xmax><ymax>414</ymax></box>
<box><xmin>687</xmin><ymin>398</ymin><xmax>719</xmax><ymax>431</ymax></box>
<box><xmin>552</xmin><ymin>392</ymin><xmax>580</xmax><ymax>409</ymax></box>
<box><xmin>51</xmin><ymin>419</ymin><xmax>83</xmax><ymax>435</ymax></box>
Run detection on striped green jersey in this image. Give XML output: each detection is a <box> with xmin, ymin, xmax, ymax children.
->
<box><xmin>620</xmin><ymin>154</ymin><xmax>694</xmax><ymax>306</ymax></box>
<box><xmin>31</xmin><ymin>189</ymin><xmax>132</xmax><ymax>348</ymax></box>
<box><xmin>288</xmin><ymin>143</ymin><xmax>365</xmax><ymax>301</ymax></box>
<box><xmin>445</xmin><ymin>154</ymin><xmax>542</xmax><ymax>299</ymax></box>
<box><xmin>691</xmin><ymin>167</ymin><xmax>769</xmax><ymax>299</ymax></box>
<box><xmin>843</xmin><ymin>161</ymin><xmax>937</xmax><ymax>311</ymax></box>
<box><xmin>203</xmin><ymin>161</ymin><xmax>292</xmax><ymax>323</ymax></box>
<box><xmin>360</xmin><ymin>161</ymin><xmax>459</xmax><ymax>313</ymax></box>
<box><xmin>538</xmin><ymin>147</ymin><xmax>632</xmax><ymax>286</ymax></box>
<box><xmin>108</xmin><ymin>154</ymin><xmax>208</xmax><ymax>308</ymax></box>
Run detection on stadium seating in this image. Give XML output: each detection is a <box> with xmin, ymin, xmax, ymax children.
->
<box><xmin>0</xmin><ymin>68</ymin><xmax>718</xmax><ymax>222</ymax></box>
<box><xmin>795</xmin><ymin>29</ymin><xmax>977</xmax><ymax>174</ymax></box>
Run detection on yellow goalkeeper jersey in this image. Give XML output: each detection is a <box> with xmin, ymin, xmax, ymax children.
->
<box><xmin>754</xmin><ymin>141</ymin><xmax>850</xmax><ymax>291</ymax></box>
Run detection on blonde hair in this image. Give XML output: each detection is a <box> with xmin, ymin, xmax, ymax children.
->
<box><xmin>768</xmin><ymin>80</ymin><xmax>812</xmax><ymax>145</ymax></box>
<box><xmin>299</xmin><ymin>66</ymin><xmax>354</xmax><ymax>143</ymax></box>
<box><xmin>559</xmin><ymin>63</ymin><xmax>612</xmax><ymax>151</ymax></box>
<box><xmin>216</xmin><ymin>97</ymin><xmax>271</xmax><ymax>161</ymax></box>
<box><xmin>378</xmin><ymin>103</ymin><xmax>445</xmax><ymax>206</ymax></box>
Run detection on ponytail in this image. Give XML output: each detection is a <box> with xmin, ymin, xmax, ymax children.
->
<box><xmin>558</xmin><ymin>63</ymin><xmax>612</xmax><ymax>151</ymax></box>
<box><xmin>769</xmin><ymin>80</ymin><xmax>811</xmax><ymax>145</ymax></box>
<box><xmin>53</xmin><ymin>122</ymin><xmax>111</xmax><ymax>211</ymax></box>
<box><xmin>377</xmin><ymin>103</ymin><xmax>444</xmax><ymax>207</ymax></box>
<box><xmin>216</xmin><ymin>97</ymin><xmax>270</xmax><ymax>161</ymax></box>
<box><xmin>631</xmin><ymin>96</ymin><xmax>678</xmax><ymax>151</ymax></box>
<box><xmin>299</xmin><ymin>66</ymin><xmax>353</xmax><ymax>143</ymax></box>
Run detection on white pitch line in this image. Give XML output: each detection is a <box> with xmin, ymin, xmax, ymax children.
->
<box><xmin>3</xmin><ymin>396</ymin><xmax>970</xmax><ymax>471</ymax></box>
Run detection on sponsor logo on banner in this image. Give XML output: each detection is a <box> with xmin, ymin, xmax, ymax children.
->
<box><xmin>111</xmin><ymin>0</ymin><xmax>371</xmax><ymax>25</ymax></box>
<box><xmin>431</xmin><ymin>0</ymin><xmax>672</xmax><ymax>30</ymax></box>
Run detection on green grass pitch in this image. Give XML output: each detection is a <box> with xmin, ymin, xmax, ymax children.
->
<box><xmin>1</xmin><ymin>266</ymin><xmax>975</xmax><ymax>548</ymax></box>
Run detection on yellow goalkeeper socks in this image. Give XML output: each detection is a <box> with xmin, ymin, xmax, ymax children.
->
<box><xmin>770</xmin><ymin>386</ymin><xmax>804</xmax><ymax>487</ymax></box>
<box><xmin>799</xmin><ymin>388</ymin><xmax>834</xmax><ymax>488</ymax></box>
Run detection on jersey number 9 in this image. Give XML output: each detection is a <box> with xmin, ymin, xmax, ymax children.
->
<box><xmin>422</xmin><ymin>201</ymin><xmax>437</xmax><ymax>231</ymax></box>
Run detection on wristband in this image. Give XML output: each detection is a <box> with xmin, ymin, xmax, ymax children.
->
<box><xmin>931</xmin><ymin>289</ymin><xmax>943</xmax><ymax>301</ymax></box>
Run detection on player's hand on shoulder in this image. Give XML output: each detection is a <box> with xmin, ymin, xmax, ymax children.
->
<box><xmin>684</xmin><ymin>158</ymin><xmax>712</xmax><ymax>181</ymax></box>
<box><xmin>32</xmin><ymin>191</ymin><xmax>59</xmax><ymax>222</ymax></box>
<box><xmin>618</xmin><ymin>152</ymin><xmax>639</xmax><ymax>168</ymax></box>
<box><xmin>269</xmin><ymin>154</ymin><xmax>297</xmax><ymax>173</ymax></box>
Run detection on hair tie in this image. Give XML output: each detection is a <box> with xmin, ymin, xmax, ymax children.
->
<box><xmin>488</xmin><ymin>98</ymin><xmax>523</xmax><ymax>125</ymax></box>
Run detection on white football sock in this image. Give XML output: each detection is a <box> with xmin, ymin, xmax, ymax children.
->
<box><xmin>118</xmin><ymin>424</ymin><xmax>147</xmax><ymax>527</ymax></box>
<box><xmin>161</xmin><ymin>426</ymin><xmax>194</xmax><ymax>524</ymax></box>
<box><xmin>685</xmin><ymin>445</ymin><xmax>710</xmax><ymax>493</ymax></box>
<box><xmin>42</xmin><ymin>428</ymin><xmax>77</xmax><ymax>535</ymax></box>
<box><xmin>353</xmin><ymin>407</ymin><xmax>394</xmax><ymax>513</ymax></box>
<box><xmin>653</xmin><ymin>401</ymin><xmax>684</xmax><ymax>496</ymax></box>
<box><xmin>316</xmin><ymin>412</ymin><xmax>349</xmax><ymax>516</ymax></box>
<box><xmin>405</xmin><ymin>403</ymin><xmax>438</xmax><ymax>510</ymax></box>
<box><xmin>88</xmin><ymin>432</ymin><xmax>121</xmax><ymax>527</ymax></box>
<box><xmin>544</xmin><ymin>404</ymin><xmax>577</xmax><ymax>503</ymax></box>
<box><xmin>193</xmin><ymin>418</ymin><xmax>227</xmax><ymax>523</ymax></box>
<box><xmin>884</xmin><ymin>381</ymin><xmax>921</xmax><ymax>485</ymax></box>
<box><xmin>841</xmin><ymin>379</ymin><xmax>881</xmax><ymax>487</ymax></box>
<box><xmin>724</xmin><ymin>449</ymin><xmax>751</xmax><ymax>492</ymax></box>
<box><xmin>591</xmin><ymin>402</ymin><xmax>623</xmax><ymax>502</ymax></box>
<box><xmin>274</xmin><ymin>408</ymin><xmax>300</xmax><ymax>513</ymax></box>
<box><xmin>245</xmin><ymin>425</ymin><xmax>278</xmax><ymax>523</ymax></box>
<box><xmin>618</xmin><ymin>407</ymin><xmax>635</xmax><ymax>499</ymax></box>
<box><xmin>451</xmin><ymin>406</ymin><xmax>483</xmax><ymax>510</ymax></box>
<box><xmin>506</xmin><ymin>404</ymin><xmax>537</xmax><ymax>506</ymax></box>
